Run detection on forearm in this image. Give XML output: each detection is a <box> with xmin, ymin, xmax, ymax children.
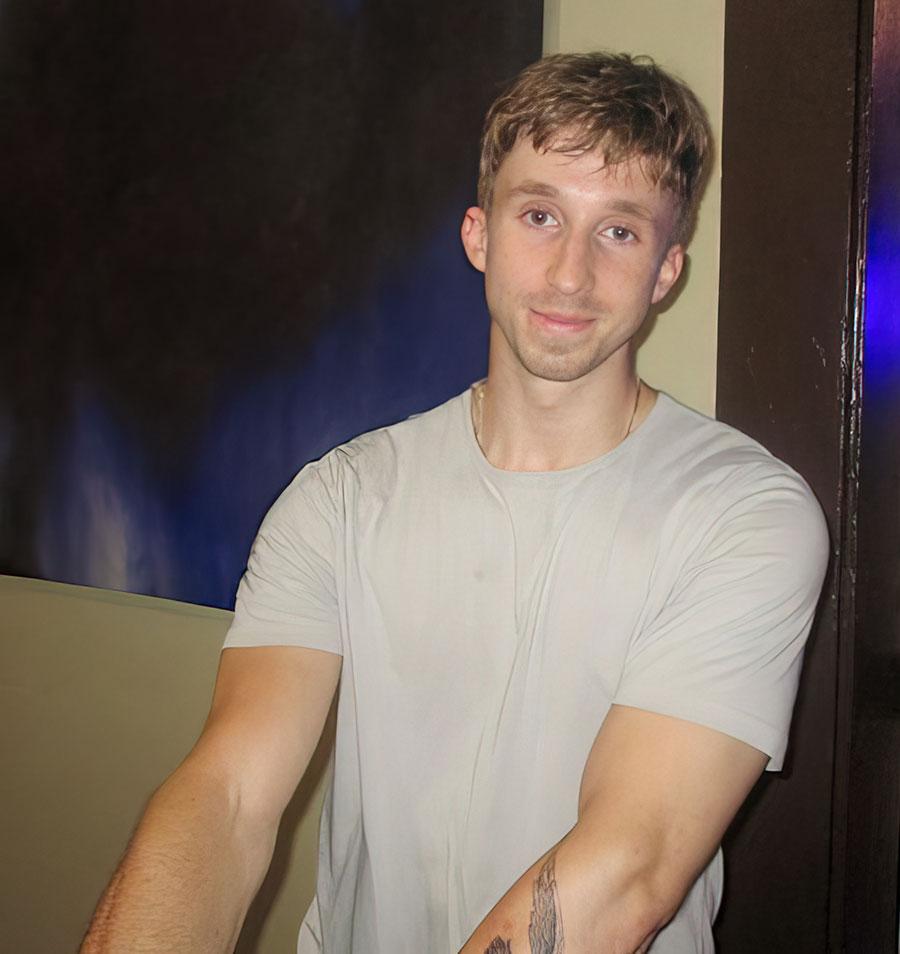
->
<box><xmin>459</xmin><ymin>823</ymin><xmax>672</xmax><ymax>954</ymax></box>
<box><xmin>80</xmin><ymin>760</ymin><xmax>277</xmax><ymax>954</ymax></box>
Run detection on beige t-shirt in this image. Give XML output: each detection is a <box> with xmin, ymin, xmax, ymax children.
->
<box><xmin>224</xmin><ymin>388</ymin><xmax>828</xmax><ymax>953</ymax></box>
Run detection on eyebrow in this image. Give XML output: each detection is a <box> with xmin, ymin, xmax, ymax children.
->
<box><xmin>505</xmin><ymin>182</ymin><xmax>655</xmax><ymax>221</ymax></box>
<box><xmin>506</xmin><ymin>180</ymin><xmax>560</xmax><ymax>199</ymax></box>
<box><xmin>606</xmin><ymin>199</ymin><xmax>655</xmax><ymax>221</ymax></box>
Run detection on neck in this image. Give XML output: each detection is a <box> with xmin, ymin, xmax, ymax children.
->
<box><xmin>473</xmin><ymin>353</ymin><xmax>652</xmax><ymax>472</ymax></box>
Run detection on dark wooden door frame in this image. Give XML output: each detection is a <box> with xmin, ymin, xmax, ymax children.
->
<box><xmin>838</xmin><ymin>1</ymin><xmax>900</xmax><ymax>950</ymax></box>
<box><xmin>715</xmin><ymin>0</ymin><xmax>899</xmax><ymax>950</ymax></box>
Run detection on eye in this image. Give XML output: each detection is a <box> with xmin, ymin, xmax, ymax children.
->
<box><xmin>523</xmin><ymin>208</ymin><xmax>558</xmax><ymax>228</ymax></box>
<box><xmin>603</xmin><ymin>225</ymin><xmax>636</xmax><ymax>243</ymax></box>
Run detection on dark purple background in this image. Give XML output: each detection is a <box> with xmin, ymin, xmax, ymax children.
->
<box><xmin>0</xmin><ymin>0</ymin><xmax>543</xmax><ymax>607</ymax></box>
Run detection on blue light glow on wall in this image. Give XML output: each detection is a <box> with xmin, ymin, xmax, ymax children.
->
<box><xmin>862</xmin><ymin>5</ymin><xmax>900</xmax><ymax>394</ymax></box>
<box><xmin>36</xmin><ymin>210</ymin><xmax>488</xmax><ymax>608</ymax></box>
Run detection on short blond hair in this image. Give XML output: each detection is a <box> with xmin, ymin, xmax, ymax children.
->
<box><xmin>478</xmin><ymin>52</ymin><xmax>712</xmax><ymax>243</ymax></box>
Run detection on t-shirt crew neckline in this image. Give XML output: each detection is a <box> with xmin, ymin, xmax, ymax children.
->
<box><xmin>461</xmin><ymin>382</ymin><xmax>668</xmax><ymax>483</ymax></box>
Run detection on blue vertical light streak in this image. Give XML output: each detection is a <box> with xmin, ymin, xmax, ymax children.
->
<box><xmin>862</xmin><ymin>7</ymin><xmax>900</xmax><ymax>395</ymax></box>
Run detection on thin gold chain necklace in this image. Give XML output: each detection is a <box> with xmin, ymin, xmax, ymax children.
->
<box><xmin>472</xmin><ymin>377</ymin><xmax>643</xmax><ymax>453</ymax></box>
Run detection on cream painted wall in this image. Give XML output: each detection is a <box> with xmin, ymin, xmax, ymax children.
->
<box><xmin>543</xmin><ymin>0</ymin><xmax>725</xmax><ymax>416</ymax></box>
<box><xmin>1</xmin><ymin>575</ymin><xmax>327</xmax><ymax>953</ymax></box>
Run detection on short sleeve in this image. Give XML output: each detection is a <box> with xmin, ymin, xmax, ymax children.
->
<box><xmin>223</xmin><ymin>456</ymin><xmax>343</xmax><ymax>655</ymax></box>
<box><xmin>614</xmin><ymin>468</ymin><xmax>829</xmax><ymax>770</ymax></box>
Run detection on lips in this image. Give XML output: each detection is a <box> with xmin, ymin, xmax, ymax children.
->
<box><xmin>529</xmin><ymin>308</ymin><xmax>595</xmax><ymax>332</ymax></box>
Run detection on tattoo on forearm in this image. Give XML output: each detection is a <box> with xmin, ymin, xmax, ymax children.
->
<box><xmin>528</xmin><ymin>856</ymin><xmax>565</xmax><ymax>952</ymax></box>
<box><xmin>484</xmin><ymin>855</ymin><xmax>564</xmax><ymax>954</ymax></box>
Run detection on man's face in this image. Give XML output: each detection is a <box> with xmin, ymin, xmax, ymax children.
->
<box><xmin>462</xmin><ymin>136</ymin><xmax>683</xmax><ymax>385</ymax></box>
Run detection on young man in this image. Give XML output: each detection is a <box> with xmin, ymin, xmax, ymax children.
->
<box><xmin>82</xmin><ymin>53</ymin><xmax>828</xmax><ymax>953</ymax></box>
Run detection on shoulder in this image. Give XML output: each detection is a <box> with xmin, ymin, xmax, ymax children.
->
<box><xmin>640</xmin><ymin>394</ymin><xmax>829</xmax><ymax>567</ymax></box>
<box><xmin>274</xmin><ymin>389</ymin><xmax>468</xmax><ymax>511</ymax></box>
<box><xmin>643</xmin><ymin>393</ymin><xmax>793</xmax><ymax>472</ymax></box>
<box><xmin>643</xmin><ymin>393</ymin><xmax>819</xmax><ymax>497</ymax></box>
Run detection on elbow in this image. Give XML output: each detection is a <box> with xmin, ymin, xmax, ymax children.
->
<box><xmin>156</xmin><ymin>753</ymin><xmax>281</xmax><ymax>868</ymax></box>
<box><xmin>619</xmin><ymin>874</ymin><xmax>681</xmax><ymax>950</ymax></box>
<box><xmin>562</xmin><ymin>837</ymin><xmax>684</xmax><ymax>952</ymax></box>
<box><xmin>574</xmin><ymin>879</ymin><xmax>677</xmax><ymax>954</ymax></box>
<box><xmin>586</xmin><ymin>875</ymin><xmax>678</xmax><ymax>953</ymax></box>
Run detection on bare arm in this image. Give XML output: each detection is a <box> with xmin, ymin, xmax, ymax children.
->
<box><xmin>459</xmin><ymin>704</ymin><xmax>767</xmax><ymax>954</ymax></box>
<box><xmin>80</xmin><ymin>644</ymin><xmax>342</xmax><ymax>954</ymax></box>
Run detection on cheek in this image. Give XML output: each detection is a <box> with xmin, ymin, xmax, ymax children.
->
<box><xmin>603</xmin><ymin>261</ymin><xmax>655</xmax><ymax>300</ymax></box>
<box><xmin>619</xmin><ymin>256</ymin><xmax>665</xmax><ymax>301</ymax></box>
<box><xmin>482</xmin><ymin>271</ymin><xmax>507</xmax><ymax>320</ymax></box>
<box><xmin>485</xmin><ymin>253</ymin><xmax>527</xmax><ymax>302</ymax></box>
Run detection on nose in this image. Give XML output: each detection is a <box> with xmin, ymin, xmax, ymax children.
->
<box><xmin>546</xmin><ymin>232</ymin><xmax>594</xmax><ymax>296</ymax></box>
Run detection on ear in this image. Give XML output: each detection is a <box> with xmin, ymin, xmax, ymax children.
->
<box><xmin>651</xmin><ymin>244</ymin><xmax>684</xmax><ymax>304</ymax></box>
<box><xmin>460</xmin><ymin>206</ymin><xmax>488</xmax><ymax>273</ymax></box>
